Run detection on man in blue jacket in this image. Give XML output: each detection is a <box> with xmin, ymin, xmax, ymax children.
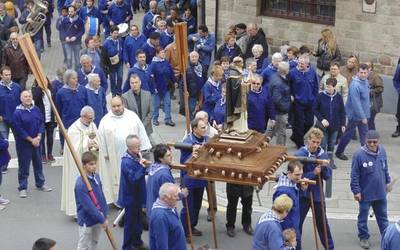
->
<box><xmin>0</xmin><ymin>66</ymin><xmax>21</xmax><ymax>173</ymax></box>
<box><xmin>261</xmin><ymin>52</ymin><xmax>283</xmax><ymax>88</ymax></box>
<box><xmin>273</xmin><ymin>160</ymin><xmax>307</xmax><ymax>250</ymax></box>
<box><xmin>142</xmin><ymin>1</ymin><xmax>158</xmax><ymax>34</ymax></box>
<box><xmin>392</xmin><ymin>60</ymin><xmax>400</xmax><ymax>138</ymax></box>
<box><xmin>13</xmin><ymin>91</ymin><xmax>52</xmax><ymax>198</ymax></box>
<box><xmin>336</xmin><ymin>64</ymin><xmax>370</xmax><ymax>160</ymax></box>
<box><xmin>60</xmin><ymin>5</ymin><xmax>84</xmax><ymax>70</ymax></box>
<box><xmin>85</xmin><ymin>73</ymin><xmax>107</xmax><ymax>126</ymax></box>
<box><xmin>75</xmin><ymin>151</ymin><xmax>108</xmax><ymax>250</ymax></box>
<box><xmin>123</xmin><ymin>50</ymin><xmax>151</xmax><ymax>93</ymax></box>
<box><xmin>180</xmin><ymin>118</ymin><xmax>208</xmax><ymax>240</ymax></box>
<box><xmin>296</xmin><ymin>127</ymin><xmax>334</xmax><ymax>250</ymax></box>
<box><xmin>351</xmin><ymin>130</ymin><xmax>391</xmax><ymax>249</ymax></box>
<box><xmin>141</xmin><ymin>32</ymin><xmax>160</xmax><ymax>64</ymax></box>
<box><xmin>77</xmin><ymin>55</ymin><xmax>108</xmax><ymax>91</ymax></box>
<box><xmin>107</xmin><ymin>0</ymin><xmax>132</xmax><ymax>27</ymax></box>
<box><xmin>123</xmin><ymin>25</ymin><xmax>147</xmax><ymax>69</ymax></box>
<box><xmin>252</xmin><ymin>194</ymin><xmax>293</xmax><ymax>250</ymax></box>
<box><xmin>188</xmin><ymin>25</ymin><xmax>215</xmax><ymax>77</ymax></box>
<box><xmin>288</xmin><ymin>54</ymin><xmax>319</xmax><ymax>148</ymax></box>
<box><xmin>118</xmin><ymin>135</ymin><xmax>148</xmax><ymax>250</ymax></box>
<box><xmin>149</xmin><ymin>183</ymin><xmax>187</xmax><ymax>250</ymax></box>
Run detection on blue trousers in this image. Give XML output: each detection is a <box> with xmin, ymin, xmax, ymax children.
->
<box><xmin>180</xmin><ymin>187</ymin><xmax>205</xmax><ymax>236</ymax></box>
<box><xmin>65</xmin><ymin>42</ymin><xmax>81</xmax><ymax>70</ymax></box>
<box><xmin>123</xmin><ymin>205</ymin><xmax>143</xmax><ymax>250</ymax></box>
<box><xmin>0</xmin><ymin>122</ymin><xmax>10</xmax><ymax>171</ymax></box>
<box><xmin>16</xmin><ymin>141</ymin><xmax>45</xmax><ymax>191</ymax></box>
<box><xmin>336</xmin><ymin>119</ymin><xmax>368</xmax><ymax>155</ymax></box>
<box><xmin>299</xmin><ymin>197</ymin><xmax>334</xmax><ymax>250</ymax></box>
<box><xmin>358</xmin><ymin>199</ymin><xmax>389</xmax><ymax>240</ymax></box>
<box><xmin>292</xmin><ymin>101</ymin><xmax>314</xmax><ymax>148</ymax></box>
<box><xmin>109</xmin><ymin>62</ymin><xmax>123</xmax><ymax>96</ymax></box>
<box><xmin>152</xmin><ymin>91</ymin><xmax>172</xmax><ymax>122</ymax></box>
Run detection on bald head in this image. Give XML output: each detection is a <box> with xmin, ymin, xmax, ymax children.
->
<box><xmin>111</xmin><ymin>96</ymin><xmax>124</xmax><ymax>116</ymax></box>
<box><xmin>247</xmin><ymin>23</ymin><xmax>258</xmax><ymax>37</ymax></box>
<box><xmin>20</xmin><ymin>90</ymin><xmax>33</xmax><ymax>106</ymax></box>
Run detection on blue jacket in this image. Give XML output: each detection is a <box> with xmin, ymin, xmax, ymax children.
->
<box><xmin>160</xmin><ymin>31</ymin><xmax>174</xmax><ymax>48</ymax></box>
<box><xmin>146</xmin><ymin>163</ymin><xmax>175</xmax><ymax>218</ymax></box>
<box><xmin>123</xmin><ymin>34</ymin><xmax>147</xmax><ymax>66</ymax></box>
<box><xmin>118</xmin><ymin>151</ymin><xmax>146</xmax><ymax>208</ymax></box>
<box><xmin>149</xmin><ymin>199</ymin><xmax>187</xmax><ymax>250</ymax></box>
<box><xmin>123</xmin><ymin>63</ymin><xmax>151</xmax><ymax>93</ymax></box>
<box><xmin>268</xmin><ymin>74</ymin><xmax>291</xmax><ymax>115</ymax></box>
<box><xmin>0</xmin><ymin>82</ymin><xmax>21</xmax><ymax>124</ymax></box>
<box><xmin>0</xmin><ymin>134</ymin><xmax>10</xmax><ymax>167</ymax></box>
<box><xmin>188</xmin><ymin>33</ymin><xmax>215</xmax><ymax>66</ymax></box>
<box><xmin>142</xmin><ymin>11</ymin><xmax>157</xmax><ymax>34</ymax></box>
<box><xmin>79</xmin><ymin>6</ymin><xmax>103</xmax><ymax>25</ymax></box>
<box><xmin>148</xmin><ymin>57</ymin><xmax>176</xmax><ymax>96</ymax></box>
<box><xmin>56</xmin><ymin>85</ymin><xmax>88</xmax><ymax>129</ymax></box>
<box><xmin>393</xmin><ymin>64</ymin><xmax>400</xmax><ymax>93</ymax></box>
<box><xmin>142</xmin><ymin>40</ymin><xmax>157</xmax><ymax>64</ymax></box>
<box><xmin>346</xmin><ymin>76</ymin><xmax>370</xmax><ymax>121</ymax></box>
<box><xmin>273</xmin><ymin>174</ymin><xmax>300</xmax><ymax>234</ymax></box>
<box><xmin>12</xmin><ymin>105</ymin><xmax>44</xmax><ymax>144</ymax></box>
<box><xmin>215</xmin><ymin>43</ymin><xmax>242</xmax><ymax>62</ymax></box>
<box><xmin>247</xmin><ymin>88</ymin><xmax>276</xmax><ymax>133</ymax></box>
<box><xmin>186</xmin><ymin>62</ymin><xmax>205</xmax><ymax>98</ymax></box>
<box><xmin>86</xmin><ymin>86</ymin><xmax>107</xmax><ymax>126</ymax></box>
<box><xmin>75</xmin><ymin>173</ymin><xmax>108</xmax><ymax>227</ymax></box>
<box><xmin>261</xmin><ymin>64</ymin><xmax>278</xmax><ymax>88</ymax></box>
<box><xmin>182</xmin><ymin>14</ymin><xmax>196</xmax><ymax>35</ymax></box>
<box><xmin>60</xmin><ymin>16</ymin><xmax>85</xmax><ymax>44</ymax></box>
<box><xmin>56</xmin><ymin>16</ymin><xmax>67</xmax><ymax>41</ymax></box>
<box><xmin>51</xmin><ymin>78</ymin><xmax>64</xmax><ymax>95</ymax></box>
<box><xmin>288</xmin><ymin>66</ymin><xmax>319</xmax><ymax>106</ymax></box>
<box><xmin>313</xmin><ymin>90</ymin><xmax>346</xmax><ymax>132</ymax></box>
<box><xmin>107</xmin><ymin>2</ymin><xmax>132</xmax><ymax>25</ymax></box>
<box><xmin>77</xmin><ymin>66</ymin><xmax>108</xmax><ymax>91</ymax></box>
<box><xmin>381</xmin><ymin>221</ymin><xmax>400</xmax><ymax>250</ymax></box>
<box><xmin>202</xmin><ymin>78</ymin><xmax>222</xmax><ymax>120</ymax></box>
<box><xmin>255</xmin><ymin>55</ymin><xmax>269</xmax><ymax>74</ymax></box>
<box><xmin>103</xmin><ymin>36</ymin><xmax>124</xmax><ymax>59</ymax></box>
<box><xmin>180</xmin><ymin>133</ymin><xmax>208</xmax><ymax>188</ymax></box>
<box><xmin>288</xmin><ymin>59</ymin><xmax>298</xmax><ymax>70</ymax></box>
<box><xmin>351</xmin><ymin>145</ymin><xmax>391</xmax><ymax>202</ymax></box>
<box><xmin>212</xmin><ymin>98</ymin><xmax>225</xmax><ymax>126</ymax></box>
<box><xmin>295</xmin><ymin>146</ymin><xmax>331</xmax><ymax>202</ymax></box>
<box><xmin>253</xmin><ymin>209</ymin><xmax>285</xmax><ymax>250</ymax></box>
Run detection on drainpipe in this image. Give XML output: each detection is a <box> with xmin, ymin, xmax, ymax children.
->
<box><xmin>198</xmin><ymin>0</ymin><xmax>206</xmax><ymax>25</ymax></box>
<box><xmin>215</xmin><ymin>0</ymin><xmax>219</xmax><ymax>50</ymax></box>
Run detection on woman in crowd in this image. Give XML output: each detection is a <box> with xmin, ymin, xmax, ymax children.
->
<box><xmin>247</xmin><ymin>44</ymin><xmax>269</xmax><ymax>74</ymax></box>
<box><xmin>366</xmin><ymin>61</ymin><xmax>384</xmax><ymax>130</ymax></box>
<box><xmin>215</xmin><ymin>33</ymin><xmax>243</xmax><ymax>62</ymax></box>
<box><xmin>315</xmin><ymin>28</ymin><xmax>341</xmax><ymax>78</ymax></box>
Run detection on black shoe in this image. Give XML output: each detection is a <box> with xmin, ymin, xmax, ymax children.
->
<box><xmin>191</xmin><ymin>227</ymin><xmax>202</xmax><ymax>236</ymax></box>
<box><xmin>352</xmin><ymin>133</ymin><xmax>358</xmax><ymax>140</ymax></box>
<box><xmin>332</xmin><ymin>163</ymin><xmax>337</xmax><ymax>169</ymax></box>
<box><xmin>226</xmin><ymin>227</ymin><xmax>235</xmax><ymax>237</ymax></box>
<box><xmin>152</xmin><ymin>120</ymin><xmax>159</xmax><ymax>126</ymax></box>
<box><xmin>47</xmin><ymin>42</ymin><xmax>51</xmax><ymax>48</ymax></box>
<box><xmin>243</xmin><ymin>225</ymin><xmax>254</xmax><ymax>236</ymax></box>
<box><xmin>335</xmin><ymin>153</ymin><xmax>348</xmax><ymax>161</ymax></box>
<box><xmin>134</xmin><ymin>244</ymin><xmax>149</xmax><ymax>250</ymax></box>
<box><xmin>207</xmin><ymin>214</ymin><xmax>212</xmax><ymax>222</ymax></box>
<box><xmin>392</xmin><ymin>129</ymin><xmax>400</xmax><ymax>138</ymax></box>
<box><xmin>165</xmin><ymin>120</ymin><xmax>175</xmax><ymax>127</ymax></box>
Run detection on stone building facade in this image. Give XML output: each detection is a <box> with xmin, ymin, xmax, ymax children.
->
<box><xmin>204</xmin><ymin>0</ymin><xmax>400</xmax><ymax>75</ymax></box>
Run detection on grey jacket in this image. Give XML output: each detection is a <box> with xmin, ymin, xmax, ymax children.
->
<box><xmin>122</xmin><ymin>89</ymin><xmax>153</xmax><ymax>135</ymax></box>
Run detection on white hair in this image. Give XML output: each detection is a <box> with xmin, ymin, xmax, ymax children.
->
<box><xmin>272</xmin><ymin>52</ymin><xmax>283</xmax><ymax>62</ymax></box>
<box><xmin>277</xmin><ymin>62</ymin><xmax>290</xmax><ymax>75</ymax></box>
<box><xmin>125</xmin><ymin>134</ymin><xmax>140</xmax><ymax>147</ymax></box>
<box><xmin>80</xmin><ymin>106</ymin><xmax>94</xmax><ymax>117</ymax></box>
<box><xmin>87</xmin><ymin>73</ymin><xmax>100</xmax><ymax>84</ymax></box>
<box><xmin>252</xmin><ymin>44</ymin><xmax>263</xmax><ymax>54</ymax></box>
<box><xmin>63</xmin><ymin>69</ymin><xmax>77</xmax><ymax>84</ymax></box>
<box><xmin>195</xmin><ymin>111</ymin><xmax>209</xmax><ymax>121</ymax></box>
<box><xmin>159</xmin><ymin>183</ymin><xmax>178</xmax><ymax>199</ymax></box>
<box><xmin>80</xmin><ymin>54</ymin><xmax>92</xmax><ymax>64</ymax></box>
<box><xmin>298</xmin><ymin>54</ymin><xmax>310</xmax><ymax>65</ymax></box>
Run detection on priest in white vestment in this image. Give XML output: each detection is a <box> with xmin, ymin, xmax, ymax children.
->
<box><xmin>61</xmin><ymin>106</ymin><xmax>113</xmax><ymax>216</ymax></box>
<box><xmin>98</xmin><ymin>96</ymin><xmax>151</xmax><ymax>202</ymax></box>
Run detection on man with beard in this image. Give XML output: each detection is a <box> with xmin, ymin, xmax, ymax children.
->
<box><xmin>123</xmin><ymin>50</ymin><xmax>151</xmax><ymax>93</ymax></box>
<box><xmin>98</xmin><ymin>96</ymin><xmax>151</xmax><ymax>203</ymax></box>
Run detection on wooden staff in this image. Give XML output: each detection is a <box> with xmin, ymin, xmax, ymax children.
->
<box><xmin>18</xmin><ymin>34</ymin><xmax>118</xmax><ymax>250</ymax></box>
<box><xmin>207</xmin><ymin>181</ymin><xmax>218</xmax><ymax>249</ymax></box>
<box><xmin>318</xmin><ymin>173</ymin><xmax>329</xmax><ymax>249</ymax></box>
<box><xmin>309</xmin><ymin>191</ymin><xmax>320</xmax><ymax>250</ymax></box>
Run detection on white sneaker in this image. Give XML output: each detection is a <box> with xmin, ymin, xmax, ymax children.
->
<box><xmin>0</xmin><ymin>204</ymin><xmax>5</xmax><ymax>211</ymax></box>
<box><xmin>19</xmin><ymin>190</ymin><xmax>28</xmax><ymax>198</ymax></box>
<box><xmin>37</xmin><ymin>185</ymin><xmax>53</xmax><ymax>192</ymax></box>
<box><xmin>0</xmin><ymin>197</ymin><xmax>10</xmax><ymax>205</ymax></box>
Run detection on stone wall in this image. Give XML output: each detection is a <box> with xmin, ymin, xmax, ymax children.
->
<box><xmin>205</xmin><ymin>0</ymin><xmax>400</xmax><ymax>75</ymax></box>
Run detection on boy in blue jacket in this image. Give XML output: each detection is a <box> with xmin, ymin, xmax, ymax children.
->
<box><xmin>351</xmin><ymin>130</ymin><xmax>390</xmax><ymax>249</ymax></box>
<box><xmin>313</xmin><ymin>77</ymin><xmax>346</xmax><ymax>169</ymax></box>
<box><xmin>202</xmin><ymin>65</ymin><xmax>223</xmax><ymax>122</ymax></box>
<box><xmin>252</xmin><ymin>194</ymin><xmax>293</xmax><ymax>250</ymax></box>
<box><xmin>295</xmin><ymin>128</ymin><xmax>334</xmax><ymax>250</ymax></box>
<box><xmin>75</xmin><ymin>151</ymin><xmax>109</xmax><ymax>250</ymax></box>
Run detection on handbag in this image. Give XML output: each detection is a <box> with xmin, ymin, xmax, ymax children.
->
<box><xmin>109</xmin><ymin>54</ymin><xmax>120</xmax><ymax>65</ymax></box>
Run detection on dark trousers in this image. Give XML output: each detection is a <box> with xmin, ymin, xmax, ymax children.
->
<box><xmin>396</xmin><ymin>94</ymin><xmax>400</xmax><ymax>128</ymax></box>
<box><xmin>357</xmin><ymin>199</ymin><xmax>388</xmax><ymax>240</ymax></box>
<box><xmin>225</xmin><ymin>184</ymin><xmax>253</xmax><ymax>229</ymax></box>
<box><xmin>40</xmin><ymin>122</ymin><xmax>56</xmax><ymax>156</ymax></box>
<box><xmin>180</xmin><ymin>187</ymin><xmax>205</xmax><ymax>235</ymax></box>
<box><xmin>131</xmin><ymin>0</ymin><xmax>140</xmax><ymax>11</ymax></box>
<box><xmin>109</xmin><ymin>62</ymin><xmax>123</xmax><ymax>96</ymax></box>
<box><xmin>368</xmin><ymin>109</ymin><xmax>378</xmax><ymax>130</ymax></box>
<box><xmin>12</xmin><ymin>76</ymin><xmax>28</xmax><ymax>91</ymax></box>
<box><xmin>16</xmin><ymin>141</ymin><xmax>45</xmax><ymax>191</ymax></box>
<box><xmin>44</xmin><ymin>22</ymin><xmax>51</xmax><ymax>44</ymax></box>
<box><xmin>123</xmin><ymin>205</ymin><xmax>144</xmax><ymax>250</ymax></box>
<box><xmin>299</xmin><ymin>197</ymin><xmax>334</xmax><ymax>250</ymax></box>
<box><xmin>336</xmin><ymin>119</ymin><xmax>368</xmax><ymax>155</ymax></box>
<box><xmin>292</xmin><ymin>101</ymin><xmax>314</xmax><ymax>148</ymax></box>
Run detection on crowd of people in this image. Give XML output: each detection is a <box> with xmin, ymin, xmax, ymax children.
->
<box><xmin>0</xmin><ymin>0</ymin><xmax>400</xmax><ymax>249</ymax></box>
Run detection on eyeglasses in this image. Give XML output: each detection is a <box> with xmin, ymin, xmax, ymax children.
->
<box><xmin>366</xmin><ymin>140</ymin><xmax>378</xmax><ymax>145</ymax></box>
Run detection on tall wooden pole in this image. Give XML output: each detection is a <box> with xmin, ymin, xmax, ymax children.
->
<box><xmin>318</xmin><ymin>174</ymin><xmax>329</xmax><ymax>249</ymax></box>
<box><xmin>309</xmin><ymin>191</ymin><xmax>320</xmax><ymax>250</ymax></box>
<box><xmin>18</xmin><ymin>34</ymin><xmax>118</xmax><ymax>250</ymax></box>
